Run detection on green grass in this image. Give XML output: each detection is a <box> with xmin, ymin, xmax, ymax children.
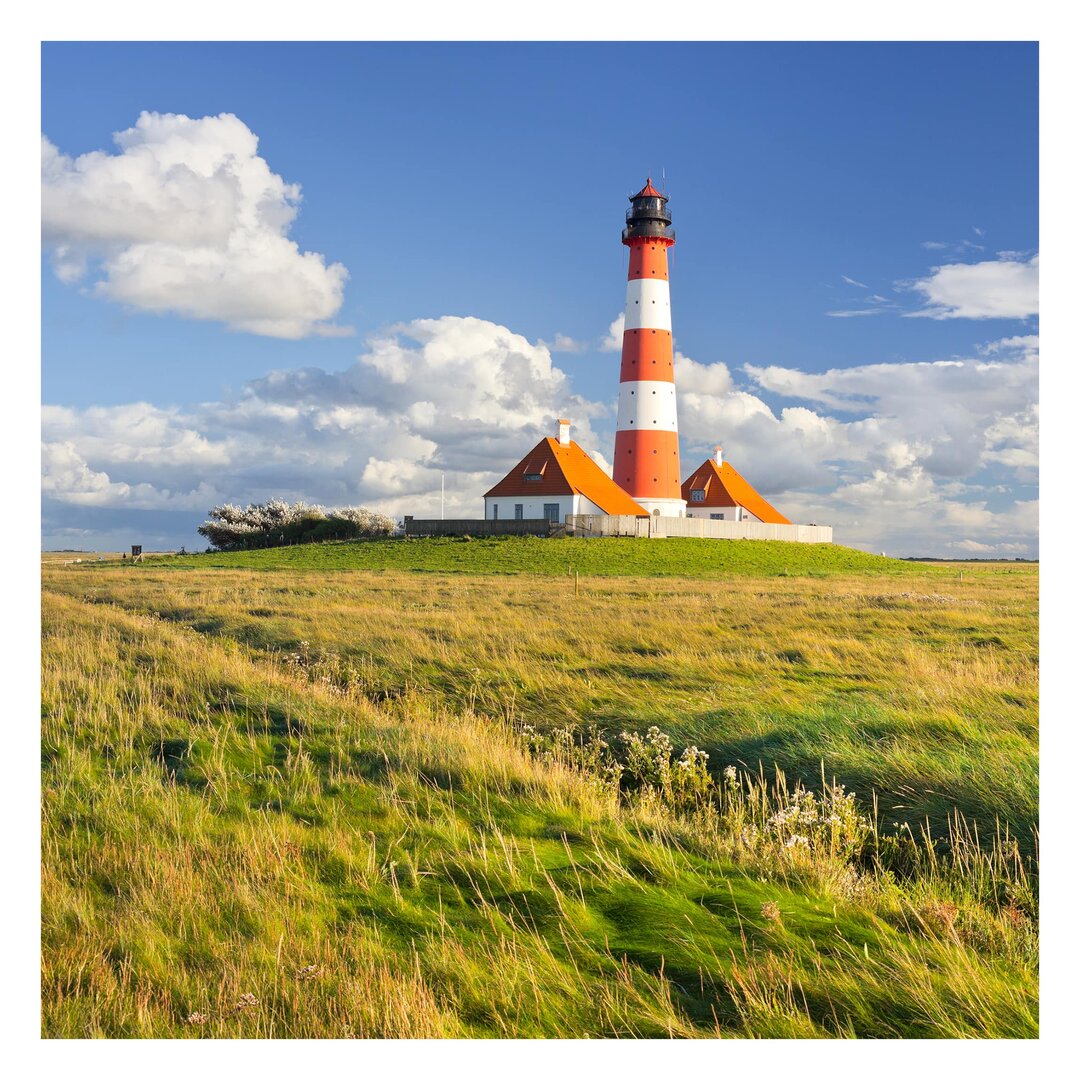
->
<box><xmin>54</xmin><ymin>562</ymin><xmax>1038</xmax><ymax>849</ymax></box>
<box><xmin>41</xmin><ymin>550</ymin><xmax>1038</xmax><ymax>1038</ymax></box>
<box><xmin>146</xmin><ymin>536</ymin><xmax>933</xmax><ymax>578</ymax></box>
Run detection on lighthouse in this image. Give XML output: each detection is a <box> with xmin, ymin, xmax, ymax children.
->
<box><xmin>613</xmin><ymin>179</ymin><xmax>687</xmax><ymax>516</ymax></box>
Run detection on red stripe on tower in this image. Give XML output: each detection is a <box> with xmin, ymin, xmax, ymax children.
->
<box><xmin>613</xmin><ymin>179</ymin><xmax>687</xmax><ymax>516</ymax></box>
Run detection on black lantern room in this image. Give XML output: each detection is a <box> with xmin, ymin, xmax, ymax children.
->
<box><xmin>622</xmin><ymin>177</ymin><xmax>675</xmax><ymax>243</ymax></box>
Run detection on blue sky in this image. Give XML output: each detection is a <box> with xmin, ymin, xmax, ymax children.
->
<box><xmin>41</xmin><ymin>41</ymin><xmax>1039</xmax><ymax>555</ymax></box>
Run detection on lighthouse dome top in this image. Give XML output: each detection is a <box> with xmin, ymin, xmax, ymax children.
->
<box><xmin>623</xmin><ymin>177</ymin><xmax>674</xmax><ymax>244</ymax></box>
<box><xmin>631</xmin><ymin>177</ymin><xmax>665</xmax><ymax>200</ymax></box>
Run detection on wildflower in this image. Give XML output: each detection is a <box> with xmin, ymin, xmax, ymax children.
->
<box><xmin>234</xmin><ymin>993</ymin><xmax>259</xmax><ymax>1011</ymax></box>
<box><xmin>295</xmin><ymin>964</ymin><xmax>321</xmax><ymax>981</ymax></box>
<box><xmin>761</xmin><ymin>901</ymin><xmax>782</xmax><ymax>922</ymax></box>
<box><xmin>185</xmin><ymin>1011</ymin><xmax>210</xmax><ymax>1025</ymax></box>
<box><xmin>784</xmin><ymin>834</ymin><xmax>809</xmax><ymax>849</ymax></box>
<box><xmin>723</xmin><ymin>765</ymin><xmax>737</xmax><ymax>783</ymax></box>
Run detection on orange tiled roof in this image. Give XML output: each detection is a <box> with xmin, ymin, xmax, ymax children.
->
<box><xmin>681</xmin><ymin>459</ymin><xmax>791</xmax><ymax>524</ymax></box>
<box><xmin>485</xmin><ymin>438</ymin><xmax>649</xmax><ymax>516</ymax></box>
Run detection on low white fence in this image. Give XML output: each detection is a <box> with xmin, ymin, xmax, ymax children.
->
<box><xmin>564</xmin><ymin>514</ymin><xmax>653</xmax><ymax>538</ymax></box>
<box><xmin>566</xmin><ymin>515</ymin><xmax>832</xmax><ymax>544</ymax></box>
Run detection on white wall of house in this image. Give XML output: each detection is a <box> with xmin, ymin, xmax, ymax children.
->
<box><xmin>686</xmin><ymin>505</ymin><xmax>758</xmax><ymax>523</ymax></box>
<box><xmin>484</xmin><ymin>494</ymin><xmax>606</xmax><ymax>522</ymax></box>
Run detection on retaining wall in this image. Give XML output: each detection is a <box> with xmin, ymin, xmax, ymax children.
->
<box><xmin>403</xmin><ymin>518</ymin><xmax>557</xmax><ymax>537</ymax></box>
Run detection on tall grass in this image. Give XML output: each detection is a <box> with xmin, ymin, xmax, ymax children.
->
<box><xmin>41</xmin><ymin>569</ymin><xmax>1038</xmax><ymax>1038</ymax></box>
<box><xmin>49</xmin><ymin>562</ymin><xmax>1039</xmax><ymax>845</ymax></box>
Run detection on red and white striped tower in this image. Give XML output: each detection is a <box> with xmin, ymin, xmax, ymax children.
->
<box><xmin>613</xmin><ymin>179</ymin><xmax>686</xmax><ymax>517</ymax></box>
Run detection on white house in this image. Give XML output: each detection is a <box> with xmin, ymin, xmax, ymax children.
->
<box><xmin>483</xmin><ymin>420</ymin><xmax>649</xmax><ymax>523</ymax></box>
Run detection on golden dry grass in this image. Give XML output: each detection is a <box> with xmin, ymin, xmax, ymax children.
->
<box><xmin>41</xmin><ymin>558</ymin><xmax>1038</xmax><ymax>1038</ymax></box>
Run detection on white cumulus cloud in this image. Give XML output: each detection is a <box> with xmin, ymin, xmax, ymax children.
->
<box><xmin>600</xmin><ymin>313</ymin><xmax>625</xmax><ymax>351</ymax></box>
<box><xmin>42</xmin><ymin>111</ymin><xmax>349</xmax><ymax>339</ymax></box>
<box><xmin>906</xmin><ymin>254</ymin><xmax>1038</xmax><ymax>320</ymax></box>
<box><xmin>42</xmin><ymin>316</ymin><xmax>605</xmax><ymax>523</ymax></box>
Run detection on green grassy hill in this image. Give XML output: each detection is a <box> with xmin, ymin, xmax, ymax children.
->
<box><xmin>153</xmin><ymin>536</ymin><xmax>927</xmax><ymax>578</ymax></box>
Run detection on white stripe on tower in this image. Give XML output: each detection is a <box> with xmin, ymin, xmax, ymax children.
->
<box><xmin>622</xmin><ymin>279</ymin><xmax>672</xmax><ymax>331</ymax></box>
<box><xmin>616</xmin><ymin>381</ymin><xmax>678</xmax><ymax>431</ymax></box>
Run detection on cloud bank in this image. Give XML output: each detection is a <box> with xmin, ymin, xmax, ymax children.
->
<box><xmin>42</xmin><ymin>310</ymin><xmax>1038</xmax><ymax>557</ymax></box>
<box><xmin>686</xmin><ymin>335</ymin><xmax>1038</xmax><ymax>556</ymax></box>
<box><xmin>42</xmin><ymin>111</ymin><xmax>349</xmax><ymax>338</ymax></box>
<box><xmin>43</xmin><ymin>316</ymin><xmax>604</xmax><ymax>531</ymax></box>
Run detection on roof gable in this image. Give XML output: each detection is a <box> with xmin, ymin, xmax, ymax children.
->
<box><xmin>485</xmin><ymin>438</ymin><xmax>649</xmax><ymax>516</ymax></box>
<box><xmin>681</xmin><ymin>459</ymin><xmax>791</xmax><ymax>524</ymax></box>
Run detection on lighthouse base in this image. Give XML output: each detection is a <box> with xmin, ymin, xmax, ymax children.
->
<box><xmin>634</xmin><ymin>497</ymin><xmax>688</xmax><ymax>518</ymax></box>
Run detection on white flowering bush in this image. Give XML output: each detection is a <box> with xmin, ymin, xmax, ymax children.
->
<box><xmin>618</xmin><ymin>726</ymin><xmax>712</xmax><ymax>808</ymax></box>
<box><xmin>198</xmin><ymin>500</ymin><xmax>395</xmax><ymax>550</ymax></box>
<box><xmin>763</xmin><ymin>783</ymin><xmax>870</xmax><ymax>861</ymax></box>
<box><xmin>516</xmin><ymin>721</ymin><xmax>876</xmax><ymax>871</ymax></box>
<box><xmin>331</xmin><ymin>506</ymin><xmax>397</xmax><ymax>535</ymax></box>
<box><xmin>620</xmin><ymin>726</ymin><xmax>674</xmax><ymax>789</ymax></box>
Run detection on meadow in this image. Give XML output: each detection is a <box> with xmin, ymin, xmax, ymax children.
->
<box><xmin>41</xmin><ymin>539</ymin><xmax>1038</xmax><ymax>1038</ymax></box>
<box><xmin>156</xmin><ymin>535</ymin><xmax>921</xmax><ymax>576</ymax></box>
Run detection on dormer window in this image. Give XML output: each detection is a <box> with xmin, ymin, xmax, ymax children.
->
<box><xmin>691</xmin><ymin>489</ymin><xmax>705</xmax><ymax>502</ymax></box>
<box><xmin>524</xmin><ymin>473</ymin><xmax>544</xmax><ymax>482</ymax></box>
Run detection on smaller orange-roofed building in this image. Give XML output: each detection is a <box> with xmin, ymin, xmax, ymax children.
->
<box><xmin>681</xmin><ymin>447</ymin><xmax>791</xmax><ymax>525</ymax></box>
<box><xmin>484</xmin><ymin>420</ymin><xmax>649</xmax><ymax>523</ymax></box>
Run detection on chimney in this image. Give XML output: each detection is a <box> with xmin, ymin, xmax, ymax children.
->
<box><xmin>714</xmin><ymin>444</ymin><xmax>723</xmax><ymax>466</ymax></box>
<box><xmin>558</xmin><ymin>418</ymin><xmax>571</xmax><ymax>446</ymax></box>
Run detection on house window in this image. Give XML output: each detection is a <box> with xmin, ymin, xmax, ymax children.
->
<box><xmin>710</xmin><ymin>513</ymin><xmax>724</xmax><ymax>520</ymax></box>
<box><xmin>543</xmin><ymin>503</ymin><xmax>560</xmax><ymax>522</ymax></box>
<box><xmin>492</xmin><ymin>504</ymin><xmax>498</xmax><ymax>520</ymax></box>
<box><xmin>691</xmin><ymin>489</ymin><xmax>705</xmax><ymax>502</ymax></box>
<box><xmin>514</xmin><ymin>504</ymin><xmax>523</xmax><ymax>520</ymax></box>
